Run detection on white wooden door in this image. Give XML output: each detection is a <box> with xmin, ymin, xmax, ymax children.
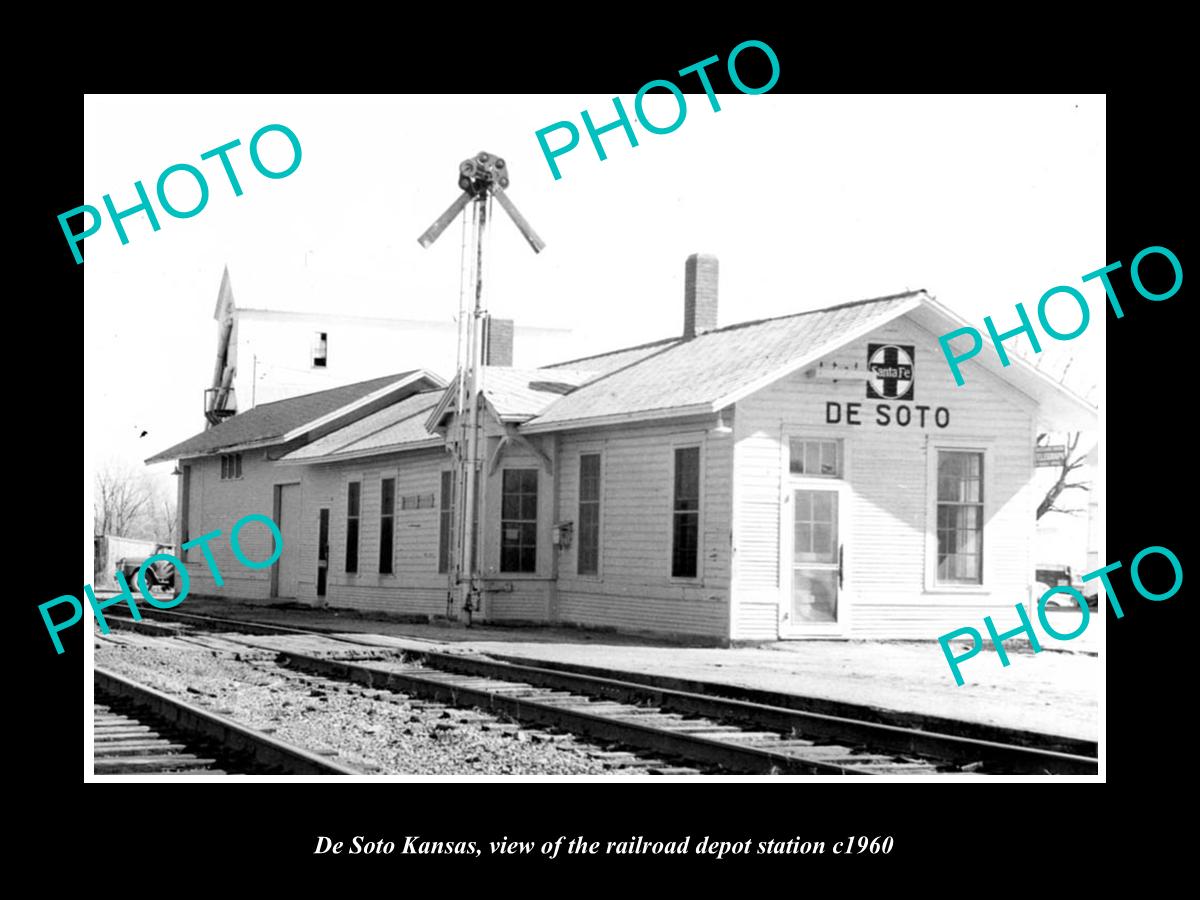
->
<box><xmin>781</xmin><ymin>482</ymin><xmax>850</xmax><ymax>637</ymax></box>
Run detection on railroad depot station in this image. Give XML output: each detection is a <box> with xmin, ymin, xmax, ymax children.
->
<box><xmin>148</xmin><ymin>253</ymin><xmax>1097</xmax><ymax>647</ymax></box>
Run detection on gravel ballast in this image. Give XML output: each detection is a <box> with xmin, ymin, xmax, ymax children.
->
<box><xmin>95</xmin><ymin>637</ymin><xmax>643</xmax><ymax>775</ymax></box>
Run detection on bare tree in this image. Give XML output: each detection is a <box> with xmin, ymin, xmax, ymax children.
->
<box><xmin>1036</xmin><ymin>431</ymin><xmax>1090</xmax><ymax>519</ymax></box>
<box><xmin>94</xmin><ymin>459</ymin><xmax>177</xmax><ymax>541</ymax></box>
<box><xmin>149</xmin><ymin>493</ymin><xmax>178</xmax><ymax>545</ymax></box>
<box><xmin>94</xmin><ymin>460</ymin><xmax>154</xmax><ymax>538</ymax></box>
<box><xmin>1024</xmin><ymin>349</ymin><xmax>1096</xmax><ymax>521</ymax></box>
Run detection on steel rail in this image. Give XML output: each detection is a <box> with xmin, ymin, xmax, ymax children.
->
<box><xmin>94</xmin><ymin>666</ymin><xmax>359</xmax><ymax>775</ymax></box>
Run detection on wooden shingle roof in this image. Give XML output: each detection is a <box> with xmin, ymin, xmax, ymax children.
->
<box><xmin>145</xmin><ymin>371</ymin><xmax>438</xmax><ymax>463</ymax></box>
<box><xmin>481</xmin><ymin>367</ymin><xmax>596</xmax><ymax>421</ymax></box>
<box><xmin>523</xmin><ymin>292</ymin><xmax>925</xmax><ymax>432</ymax></box>
<box><xmin>277</xmin><ymin>391</ymin><xmax>442</xmax><ymax>463</ymax></box>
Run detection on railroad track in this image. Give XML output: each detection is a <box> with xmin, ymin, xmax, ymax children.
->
<box><xmin>102</xmin><ymin>609</ymin><xmax>1099</xmax><ymax>775</ymax></box>
<box><xmin>94</xmin><ymin>667</ymin><xmax>359</xmax><ymax>776</ymax></box>
<box><xmin>276</xmin><ymin>651</ymin><xmax>939</xmax><ymax>774</ymax></box>
<box><xmin>94</xmin><ymin>695</ymin><xmax>227</xmax><ymax>775</ymax></box>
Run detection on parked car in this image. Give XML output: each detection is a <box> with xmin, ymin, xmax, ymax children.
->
<box><xmin>1034</xmin><ymin>563</ymin><xmax>1095</xmax><ymax>610</ymax></box>
<box><xmin>115</xmin><ymin>544</ymin><xmax>176</xmax><ymax>592</ymax></box>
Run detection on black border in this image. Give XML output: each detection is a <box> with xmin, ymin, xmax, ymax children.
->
<box><xmin>33</xmin><ymin>23</ymin><xmax>1187</xmax><ymax>881</ymax></box>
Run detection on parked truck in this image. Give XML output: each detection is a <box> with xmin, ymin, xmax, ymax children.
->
<box><xmin>113</xmin><ymin>543</ymin><xmax>176</xmax><ymax>593</ymax></box>
<box><xmin>1034</xmin><ymin>563</ymin><xmax>1096</xmax><ymax>610</ymax></box>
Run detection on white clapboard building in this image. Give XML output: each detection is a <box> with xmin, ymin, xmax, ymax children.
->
<box><xmin>149</xmin><ymin>255</ymin><xmax>1097</xmax><ymax>643</ymax></box>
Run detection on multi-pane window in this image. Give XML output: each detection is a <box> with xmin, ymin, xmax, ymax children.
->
<box><xmin>937</xmin><ymin>451</ymin><xmax>984</xmax><ymax>584</ymax></box>
<box><xmin>578</xmin><ymin>454</ymin><xmax>601</xmax><ymax>575</ymax></box>
<box><xmin>313</xmin><ymin>331</ymin><xmax>328</xmax><ymax>367</ymax></box>
<box><xmin>672</xmin><ymin>447</ymin><xmax>700</xmax><ymax>578</ymax></box>
<box><xmin>789</xmin><ymin>439</ymin><xmax>839</xmax><ymax>476</ymax></box>
<box><xmin>379</xmin><ymin>478</ymin><xmax>395</xmax><ymax>575</ymax></box>
<box><xmin>345</xmin><ymin>481</ymin><xmax>361</xmax><ymax>574</ymax></box>
<box><xmin>219</xmin><ymin>453</ymin><xmax>243</xmax><ymax>480</ymax></box>
<box><xmin>501</xmin><ymin>469</ymin><xmax>538</xmax><ymax>573</ymax></box>
<box><xmin>438</xmin><ymin>470</ymin><xmax>454</xmax><ymax>574</ymax></box>
<box><xmin>793</xmin><ymin>490</ymin><xmax>838</xmax><ymax>564</ymax></box>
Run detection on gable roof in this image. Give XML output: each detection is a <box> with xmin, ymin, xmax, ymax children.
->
<box><xmin>541</xmin><ymin>337</ymin><xmax>679</xmax><ymax>376</ymax></box>
<box><xmin>425</xmin><ymin>366</ymin><xmax>596</xmax><ymax>431</ymax></box>
<box><xmin>519</xmin><ymin>290</ymin><xmax>1097</xmax><ymax>433</ymax></box>
<box><xmin>481</xmin><ymin>367</ymin><xmax>597</xmax><ymax>421</ymax></box>
<box><xmin>145</xmin><ymin>371</ymin><xmax>443</xmax><ymax>463</ymax></box>
<box><xmin>522</xmin><ymin>292</ymin><xmax>925</xmax><ymax>432</ymax></box>
<box><xmin>277</xmin><ymin>390</ymin><xmax>443</xmax><ymax>464</ymax></box>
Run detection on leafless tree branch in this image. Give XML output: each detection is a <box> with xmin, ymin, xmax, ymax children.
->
<box><xmin>94</xmin><ymin>460</ymin><xmax>174</xmax><ymax>542</ymax></box>
<box><xmin>1037</xmin><ymin>429</ymin><xmax>1093</xmax><ymax>520</ymax></box>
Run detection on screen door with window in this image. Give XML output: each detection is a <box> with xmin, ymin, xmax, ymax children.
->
<box><xmin>782</xmin><ymin>437</ymin><xmax>848</xmax><ymax>636</ymax></box>
<box><xmin>789</xmin><ymin>488</ymin><xmax>841</xmax><ymax>627</ymax></box>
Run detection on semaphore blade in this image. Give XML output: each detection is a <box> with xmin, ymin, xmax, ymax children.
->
<box><xmin>491</xmin><ymin>186</ymin><xmax>546</xmax><ymax>253</ymax></box>
<box><xmin>418</xmin><ymin>191</ymin><xmax>474</xmax><ymax>248</ymax></box>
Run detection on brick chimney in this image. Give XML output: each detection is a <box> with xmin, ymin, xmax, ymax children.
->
<box><xmin>483</xmin><ymin>316</ymin><xmax>514</xmax><ymax>366</ymax></box>
<box><xmin>683</xmin><ymin>253</ymin><xmax>718</xmax><ymax>339</ymax></box>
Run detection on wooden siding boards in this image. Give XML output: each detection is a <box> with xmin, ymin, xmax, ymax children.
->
<box><xmin>554</xmin><ymin>418</ymin><xmax>732</xmax><ymax>639</ymax></box>
<box><xmin>479</xmin><ymin>433</ymin><xmax>554</xmax><ymax>622</ymax></box>
<box><xmin>442</xmin><ymin>404</ymin><xmax>554</xmax><ymax>622</ymax></box>
<box><xmin>312</xmin><ymin>449</ymin><xmax>451</xmax><ymax>617</ymax></box>
<box><xmin>729</xmin><ymin>317</ymin><xmax>1039</xmax><ymax>641</ymax></box>
<box><xmin>178</xmin><ymin>450</ymin><xmax>280</xmax><ymax>601</ymax></box>
<box><xmin>180</xmin><ymin>446</ymin><xmax>454</xmax><ymax>615</ymax></box>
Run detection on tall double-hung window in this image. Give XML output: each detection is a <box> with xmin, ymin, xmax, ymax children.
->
<box><xmin>672</xmin><ymin>447</ymin><xmax>700</xmax><ymax>578</ymax></box>
<box><xmin>936</xmin><ymin>451</ymin><xmax>984</xmax><ymax>584</ymax></box>
<box><xmin>501</xmin><ymin>469</ymin><xmax>538</xmax><ymax>573</ymax></box>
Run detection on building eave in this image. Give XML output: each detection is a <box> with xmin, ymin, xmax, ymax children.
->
<box><xmin>519</xmin><ymin>403</ymin><xmax>715</xmax><ymax>435</ymax></box>
<box><xmin>274</xmin><ymin>438</ymin><xmax>445</xmax><ymax>466</ymax></box>
<box><xmin>711</xmin><ymin>295</ymin><xmax>926</xmax><ymax>410</ymax></box>
<box><xmin>145</xmin><ymin>369</ymin><xmax>447</xmax><ymax>465</ymax></box>
<box><xmin>277</xmin><ymin>370</ymin><xmax>445</xmax><ymax>444</ymax></box>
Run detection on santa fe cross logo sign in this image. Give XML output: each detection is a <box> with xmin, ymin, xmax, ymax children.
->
<box><xmin>866</xmin><ymin>344</ymin><xmax>915</xmax><ymax>401</ymax></box>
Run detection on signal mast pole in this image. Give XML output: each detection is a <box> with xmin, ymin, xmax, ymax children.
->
<box><xmin>418</xmin><ymin>152</ymin><xmax>544</xmax><ymax>623</ymax></box>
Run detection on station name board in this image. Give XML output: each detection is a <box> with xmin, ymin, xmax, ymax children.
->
<box><xmin>826</xmin><ymin>401</ymin><xmax>950</xmax><ymax>429</ymax></box>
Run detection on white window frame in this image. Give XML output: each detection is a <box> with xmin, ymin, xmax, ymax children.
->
<box><xmin>438</xmin><ymin>467</ymin><xmax>456</xmax><ymax>575</ymax></box>
<box><xmin>220</xmin><ymin>453</ymin><xmax>243</xmax><ymax>481</ymax></box>
<box><xmin>499</xmin><ymin>466</ymin><xmax>541</xmax><ymax>576</ymax></box>
<box><xmin>575</xmin><ymin>445</ymin><xmax>605</xmax><ymax>580</ymax></box>
<box><xmin>925</xmin><ymin>439</ymin><xmax>995</xmax><ymax>594</ymax></box>
<box><xmin>379</xmin><ymin>475</ymin><xmax>396</xmax><ymax>577</ymax></box>
<box><xmin>344</xmin><ymin>473</ymin><xmax>364</xmax><ymax>578</ymax></box>
<box><xmin>787</xmin><ymin>437</ymin><xmax>843</xmax><ymax>479</ymax></box>
<box><xmin>669</xmin><ymin>437</ymin><xmax>705</xmax><ymax>582</ymax></box>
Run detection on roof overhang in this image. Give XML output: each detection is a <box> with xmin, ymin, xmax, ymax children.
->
<box><xmin>519</xmin><ymin>293</ymin><xmax>1098</xmax><ymax>436</ymax></box>
<box><xmin>710</xmin><ymin>295</ymin><xmax>926</xmax><ymax>410</ymax></box>
<box><xmin>274</xmin><ymin>437</ymin><xmax>445</xmax><ymax>466</ymax></box>
<box><xmin>906</xmin><ymin>298</ymin><xmax>1098</xmax><ymax>431</ymax></box>
<box><xmin>520</xmin><ymin>297</ymin><xmax>927</xmax><ymax>435</ymax></box>
<box><xmin>425</xmin><ymin>375</ymin><xmax>460</xmax><ymax>433</ymax></box>
<box><xmin>519</xmin><ymin>403</ymin><xmax>715</xmax><ymax>435</ymax></box>
<box><xmin>145</xmin><ymin>369</ymin><xmax>446</xmax><ymax>464</ymax></box>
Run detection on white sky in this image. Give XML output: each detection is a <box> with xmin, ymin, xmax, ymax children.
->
<box><xmin>83</xmin><ymin>93</ymin><xmax>1105</xmax><ymax>493</ymax></box>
